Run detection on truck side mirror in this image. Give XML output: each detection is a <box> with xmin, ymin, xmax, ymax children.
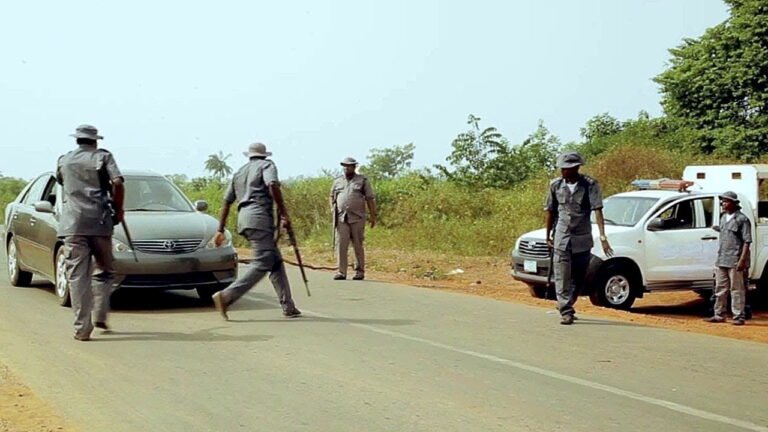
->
<box><xmin>34</xmin><ymin>200</ymin><xmax>54</xmax><ymax>214</ymax></box>
<box><xmin>647</xmin><ymin>217</ymin><xmax>664</xmax><ymax>231</ymax></box>
<box><xmin>194</xmin><ymin>200</ymin><xmax>209</xmax><ymax>212</ymax></box>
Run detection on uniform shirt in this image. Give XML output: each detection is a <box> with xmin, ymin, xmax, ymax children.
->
<box><xmin>716</xmin><ymin>210</ymin><xmax>752</xmax><ymax>268</ymax></box>
<box><xmin>56</xmin><ymin>145</ymin><xmax>122</xmax><ymax>237</ymax></box>
<box><xmin>330</xmin><ymin>174</ymin><xmax>375</xmax><ymax>224</ymax></box>
<box><xmin>544</xmin><ymin>175</ymin><xmax>603</xmax><ymax>253</ymax></box>
<box><xmin>225</xmin><ymin>158</ymin><xmax>278</xmax><ymax>234</ymax></box>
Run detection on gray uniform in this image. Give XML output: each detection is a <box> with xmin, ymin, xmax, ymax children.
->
<box><xmin>544</xmin><ymin>175</ymin><xmax>603</xmax><ymax>317</ymax></box>
<box><xmin>330</xmin><ymin>174</ymin><xmax>375</xmax><ymax>277</ymax></box>
<box><xmin>217</xmin><ymin>158</ymin><xmax>296</xmax><ymax>313</ymax></box>
<box><xmin>713</xmin><ymin>210</ymin><xmax>752</xmax><ymax>319</ymax></box>
<box><xmin>57</xmin><ymin>144</ymin><xmax>122</xmax><ymax>338</ymax></box>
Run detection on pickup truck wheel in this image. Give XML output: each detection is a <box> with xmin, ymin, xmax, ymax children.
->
<box><xmin>527</xmin><ymin>284</ymin><xmax>555</xmax><ymax>300</ymax></box>
<box><xmin>7</xmin><ymin>239</ymin><xmax>33</xmax><ymax>287</ymax></box>
<box><xmin>590</xmin><ymin>265</ymin><xmax>637</xmax><ymax>310</ymax></box>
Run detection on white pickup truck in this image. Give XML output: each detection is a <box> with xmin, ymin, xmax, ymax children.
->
<box><xmin>510</xmin><ymin>164</ymin><xmax>768</xmax><ymax>309</ymax></box>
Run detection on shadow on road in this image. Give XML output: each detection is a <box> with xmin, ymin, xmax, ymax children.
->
<box><xmin>228</xmin><ymin>316</ymin><xmax>419</xmax><ymax>326</ymax></box>
<box><xmin>88</xmin><ymin>327</ymin><xmax>274</xmax><ymax>343</ymax></box>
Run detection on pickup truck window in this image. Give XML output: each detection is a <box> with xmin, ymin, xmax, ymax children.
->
<box><xmin>653</xmin><ymin>197</ymin><xmax>714</xmax><ymax>230</ymax></box>
<box><xmin>594</xmin><ymin>196</ymin><xmax>658</xmax><ymax>226</ymax></box>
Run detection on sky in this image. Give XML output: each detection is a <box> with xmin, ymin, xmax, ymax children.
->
<box><xmin>0</xmin><ymin>0</ymin><xmax>729</xmax><ymax>181</ymax></box>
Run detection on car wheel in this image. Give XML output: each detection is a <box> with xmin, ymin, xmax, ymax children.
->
<box><xmin>527</xmin><ymin>284</ymin><xmax>555</xmax><ymax>300</ymax></box>
<box><xmin>54</xmin><ymin>247</ymin><xmax>71</xmax><ymax>307</ymax></box>
<box><xmin>589</xmin><ymin>264</ymin><xmax>637</xmax><ymax>310</ymax></box>
<box><xmin>196</xmin><ymin>285</ymin><xmax>224</xmax><ymax>305</ymax></box>
<box><xmin>7</xmin><ymin>239</ymin><xmax>33</xmax><ymax>287</ymax></box>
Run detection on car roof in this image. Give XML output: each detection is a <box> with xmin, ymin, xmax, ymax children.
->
<box><xmin>608</xmin><ymin>189</ymin><xmax>722</xmax><ymax>200</ymax></box>
<box><xmin>121</xmin><ymin>169</ymin><xmax>165</xmax><ymax>177</ymax></box>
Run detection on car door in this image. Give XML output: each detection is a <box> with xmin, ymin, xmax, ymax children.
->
<box><xmin>25</xmin><ymin>176</ymin><xmax>59</xmax><ymax>279</ymax></box>
<box><xmin>11</xmin><ymin>175</ymin><xmax>49</xmax><ymax>270</ymax></box>
<box><xmin>644</xmin><ymin>195</ymin><xmax>718</xmax><ymax>289</ymax></box>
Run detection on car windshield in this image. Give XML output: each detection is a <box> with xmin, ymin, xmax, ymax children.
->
<box><xmin>591</xmin><ymin>196</ymin><xmax>659</xmax><ymax>226</ymax></box>
<box><xmin>124</xmin><ymin>176</ymin><xmax>193</xmax><ymax>212</ymax></box>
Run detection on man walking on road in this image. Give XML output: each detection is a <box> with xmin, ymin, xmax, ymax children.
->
<box><xmin>212</xmin><ymin>142</ymin><xmax>301</xmax><ymax>320</ymax></box>
<box><xmin>544</xmin><ymin>152</ymin><xmax>613</xmax><ymax>325</ymax></box>
<box><xmin>330</xmin><ymin>157</ymin><xmax>377</xmax><ymax>281</ymax></box>
<box><xmin>57</xmin><ymin>125</ymin><xmax>125</xmax><ymax>341</ymax></box>
<box><xmin>706</xmin><ymin>191</ymin><xmax>752</xmax><ymax>326</ymax></box>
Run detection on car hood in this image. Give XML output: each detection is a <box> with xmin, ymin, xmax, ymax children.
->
<box><xmin>113</xmin><ymin>211</ymin><xmax>219</xmax><ymax>242</ymax></box>
<box><xmin>517</xmin><ymin>224</ymin><xmax>633</xmax><ymax>242</ymax></box>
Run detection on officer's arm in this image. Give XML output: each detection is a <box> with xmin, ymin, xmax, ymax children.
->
<box><xmin>366</xmin><ymin>197</ymin><xmax>377</xmax><ymax>228</ymax></box>
<box><xmin>545</xmin><ymin>210</ymin><xmax>555</xmax><ymax>244</ymax></box>
<box><xmin>269</xmin><ymin>183</ymin><xmax>290</xmax><ymax>226</ymax></box>
<box><xmin>112</xmin><ymin>177</ymin><xmax>125</xmax><ymax>222</ymax></box>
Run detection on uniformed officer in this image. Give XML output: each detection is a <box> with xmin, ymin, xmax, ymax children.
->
<box><xmin>706</xmin><ymin>191</ymin><xmax>752</xmax><ymax>326</ymax></box>
<box><xmin>330</xmin><ymin>157</ymin><xmax>377</xmax><ymax>280</ymax></box>
<box><xmin>57</xmin><ymin>125</ymin><xmax>125</xmax><ymax>341</ymax></box>
<box><xmin>544</xmin><ymin>152</ymin><xmax>613</xmax><ymax>325</ymax></box>
<box><xmin>211</xmin><ymin>142</ymin><xmax>301</xmax><ymax>320</ymax></box>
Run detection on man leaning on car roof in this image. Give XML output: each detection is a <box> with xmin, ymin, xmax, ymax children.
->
<box><xmin>56</xmin><ymin>124</ymin><xmax>125</xmax><ymax>341</ymax></box>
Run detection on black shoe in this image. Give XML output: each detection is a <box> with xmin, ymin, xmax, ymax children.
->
<box><xmin>333</xmin><ymin>274</ymin><xmax>346</xmax><ymax>280</ymax></box>
<box><xmin>352</xmin><ymin>274</ymin><xmax>365</xmax><ymax>281</ymax></box>
<box><xmin>704</xmin><ymin>316</ymin><xmax>725</xmax><ymax>323</ymax></box>
<box><xmin>94</xmin><ymin>321</ymin><xmax>110</xmax><ymax>331</ymax></box>
<box><xmin>733</xmin><ymin>318</ymin><xmax>745</xmax><ymax>326</ymax></box>
<box><xmin>73</xmin><ymin>333</ymin><xmax>91</xmax><ymax>341</ymax></box>
<box><xmin>283</xmin><ymin>308</ymin><xmax>302</xmax><ymax>318</ymax></box>
<box><xmin>560</xmin><ymin>315</ymin><xmax>574</xmax><ymax>325</ymax></box>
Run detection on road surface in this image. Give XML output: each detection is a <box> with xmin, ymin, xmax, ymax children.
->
<box><xmin>0</xmin><ymin>247</ymin><xmax>766</xmax><ymax>431</ymax></box>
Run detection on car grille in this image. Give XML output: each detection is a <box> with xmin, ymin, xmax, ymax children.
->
<box><xmin>518</xmin><ymin>239</ymin><xmax>550</xmax><ymax>258</ymax></box>
<box><xmin>120</xmin><ymin>272</ymin><xmax>218</xmax><ymax>288</ymax></box>
<box><xmin>132</xmin><ymin>239</ymin><xmax>203</xmax><ymax>254</ymax></box>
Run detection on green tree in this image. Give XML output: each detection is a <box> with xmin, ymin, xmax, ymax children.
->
<box><xmin>204</xmin><ymin>151</ymin><xmax>233</xmax><ymax>181</ymax></box>
<box><xmin>654</xmin><ymin>0</ymin><xmax>768</xmax><ymax>159</ymax></box>
<box><xmin>435</xmin><ymin>114</ymin><xmax>507</xmax><ymax>187</ymax></box>
<box><xmin>362</xmin><ymin>143</ymin><xmax>416</xmax><ymax>180</ymax></box>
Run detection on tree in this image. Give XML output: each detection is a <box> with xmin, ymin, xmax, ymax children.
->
<box><xmin>435</xmin><ymin>114</ymin><xmax>507</xmax><ymax>187</ymax></box>
<box><xmin>362</xmin><ymin>143</ymin><xmax>415</xmax><ymax>180</ymax></box>
<box><xmin>654</xmin><ymin>0</ymin><xmax>768</xmax><ymax>160</ymax></box>
<box><xmin>166</xmin><ymin>173</ymin><xmax>189</xmax><ymax>186</ymax></box>
<box><xmin>204</xmin><ymin>151</ymin><xmax>233</xmax><ymax>181</ymax></box>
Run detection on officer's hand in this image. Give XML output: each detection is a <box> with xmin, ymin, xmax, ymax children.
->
<box><xmin>602</xmin><ymin>240</ymin><xmax>614</xmax><ymax>257</ymax></box>
<box><xmin>114</xmin><ymin>210</ymin><xmax>125</xmax><ymax>224</ymax></box>
<box><xmin>369</xmin><ymin>216</ymin><xmax>376</xmax><ymax>228</ymax></box>
<box><xmin>546</xmin><ymin>238</ymin><xmax>554</xmax><ymax>248</ymax></box>
<box><xmin>737</xmin><ymin>259</ymin><xmax>748</xmax><ymax>272</ymax></box>
<box><xmin>281</xmin><ymin>215</ymin><xmax>292</xmax><ymax>231</ymax></box>
<box><xmin>214</xmin><ymin>231</ymin><xmax>226</xmax><ymax>247</ymax></box>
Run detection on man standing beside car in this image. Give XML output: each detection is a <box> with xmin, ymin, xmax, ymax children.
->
<box><xmin>57</xmin><ymin>125</ymin><xmax>124</xmax><ymax>341</ymax></box>
<box><xmin>706</xmin><ymin>191</ymin><xmax>752</xmax><ymax>326</ymax></box>
<box><xmin>544</xmin><ymin>152</ymin><xmax>613</xmax><ymax>325</ymax></box>
<box><xmin>211</xmin><ymin>142</ymin><xmax>301</xmax><ymax>320</ymax></box>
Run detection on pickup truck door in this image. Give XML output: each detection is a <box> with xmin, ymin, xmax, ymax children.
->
<box><xmin>644</xmin><ymin>196</ymin><xmax>718</xmax><ymax>290</ymax></box>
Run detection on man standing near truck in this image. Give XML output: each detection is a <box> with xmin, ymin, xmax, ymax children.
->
<box><xmin>706</xmin><ymin>191</ymin><xmax>752</xmax><ymax>326</ymax></box>
<box><xmin>545</xmin><ymin>152</ymin><xmax>613</xmax><ymax>325</ymax></box>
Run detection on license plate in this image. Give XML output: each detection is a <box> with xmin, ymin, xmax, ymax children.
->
<box><xmin>523</xmin><ymin>260</ymin><xmax>537</xmax><ymax>273</ymax></box>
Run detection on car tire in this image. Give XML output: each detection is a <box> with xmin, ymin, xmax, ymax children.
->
<box><xmin>589</xmin><ymin>264</ymin><xmax>637</xmax><ymax>310</ymax></box>
<box><xmin>527</xmin><ymin>284</ymin><xmax>555</xmax><ymax>300</ymax></box>
<box><xmin>197</xmin><ymin>285</ymin><xmax>225</xmax><ymax>305</ymax></box>
<box><xmin>54</xmin><ymin>247</ymin><xmax>71</xmax><ymax>307</ymax></box>
<box><xmin>7</xmin><ymin>239</ymin><xmax>33</xmax><ymax>287</ymax></box>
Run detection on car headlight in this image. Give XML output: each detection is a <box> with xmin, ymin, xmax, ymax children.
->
<box><xmin>206</xmin><ymin>230</ymin><xmax>232</xmax><ymax>249</ymax></box>
<box><xmin>113</xmin><ymin>238</ymin><xmax>132</xmax><ymax>253</ymax></box>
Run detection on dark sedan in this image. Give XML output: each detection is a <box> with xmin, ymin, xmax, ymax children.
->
<box><xmin>3</xmin><ymin>170</ymin><xmax>238</xmax><ymax>306</ymax></box>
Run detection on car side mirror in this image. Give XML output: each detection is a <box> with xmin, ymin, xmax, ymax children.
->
<box><xmin>194</xmin><ymin>200</ymin><xmax>209</xmax><ymax>212</ymax></box>
<box><xmin>647</xmin><ymin>217</ymin><xmax>664</xmax><ymax>231</ymax></box>
<box><xmin>34</xmin><ymin>200</ymin><xmax>54</xmax><ymax>214</ymax></box>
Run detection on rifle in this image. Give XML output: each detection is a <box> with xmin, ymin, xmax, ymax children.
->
<box><xmin>284</xmin><ymin>221</ymin><xmax>311</xmax><ymax>297</ymax></box>
<box><xmin>100</xmin><ymin>167</ymin><xmax>138</xmax><ymax>262</ymax></box>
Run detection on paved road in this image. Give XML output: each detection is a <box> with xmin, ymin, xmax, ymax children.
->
<box><xmin>1</xmin><ymin>247</ymin><xmax>767</xmax><ymax>432</ymax></box>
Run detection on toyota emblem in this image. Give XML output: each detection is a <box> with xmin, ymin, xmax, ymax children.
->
<box><xmin>163</xmin><ymin>240</ymin><xmax>176</xmax><ymax>250</ymax></box>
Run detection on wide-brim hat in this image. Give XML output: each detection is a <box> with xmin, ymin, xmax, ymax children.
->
<box><xmin>243</xmin><ymin>142</ymin><xmax>272</xmax><ymax>158</ymax></box>
<box><xmin>719</xmin><ymin>191</ymin><xmax>740</xmax><ymax>204</ymax></box>
<box><xmin>70</xmin><ymin>124</ymin><xmax>103</xmax><ymax>140</ymax></box>
<box><xmin>556</xmin><ymin>152</ymin><xmax>585</xmax><ymax>169</ymax></box>
<box><xmin>340</xmin><ymin>156</ymin><xmax>358</xmax><ymax>166</ymax></box>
